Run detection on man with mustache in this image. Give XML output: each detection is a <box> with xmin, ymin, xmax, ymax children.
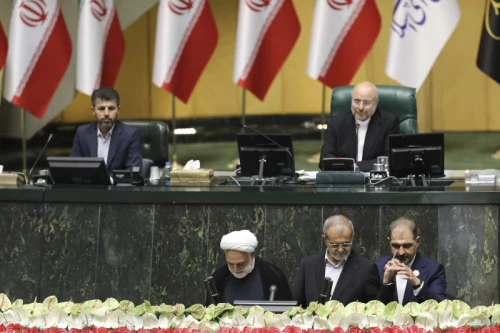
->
<box><xmin>70</xmin><ymin>87</ymin><xmax>142</xmax><ymax>172</ymax></box>
<box><xmin>376</xmin><ymin>217</ymin><xmax>446</xmax><ymax>305</ymax></box>
<box><xmin>206</xmin><ymin>230</ymin><xmax>292</xmax><ymax>305</ymax></box>
<box><xmin>319</xmin><ymin>81</ymin><xmax>400</xmax><ymax>172</ymax></box>
<box><xmin>294</xmin><ymin>215</ymin><xmax>381</xmax><ymax>306</ymax></box>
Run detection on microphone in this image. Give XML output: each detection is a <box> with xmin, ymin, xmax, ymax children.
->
<box><xmin>207</xmin><ymin>276</ymin><xmax>220</xmax><ymax>304</ymax></box>
<box><xmin>28</xmin><ymin>133</ymin><xmax>53</xmax><ymax>184</ymax></box>
<box><xmin>269</xmin><ymin>285</ymin><xmax>278</xmax><ymax>301</ymax></box>
<box><xmin>240</xmin><ymin>125</ymin><xmax>298</xmax><ymax>183</ymax></box>
<box><xmin>355</xmin><ymin>124</ymin><xmax>360</xmax><ymax>136</ymax></box>
<box><xmin>318</xmin><ymin>277</ymin><xmax>333</xmax><ymax>304</ymax></box>
<box><xmin>204</xmin><ymin>278</ymin><xmax>215</xmax><ymax>305</ymax></box>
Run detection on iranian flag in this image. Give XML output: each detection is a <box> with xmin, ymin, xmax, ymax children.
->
<box><xmin>152</xmin><ymin>0</ymin><xmax>218</xmax><ymax>103</ymax></box>
<box><xmin>0</xmin><ymin>22</ymin><xmax>7</xmax><ymax>71</ymax></box>
<box><xmin>3</xmin><ymin>0</ymin><xmax>72</xmax><ymax>119</ymax></box>
<box><xmin>307</xmin><ymin>0</ymin><xmax>381</xmax><ymax>88</ymax></box>
<box><xmin>77</xmin><ymin>0</ymin><xmax>125</xmax><ymax>95</ymax></box>
<box><xmin>233</xmin><ymin>0</ymin><xmax>301</xmax><ymax>100</ymax></box>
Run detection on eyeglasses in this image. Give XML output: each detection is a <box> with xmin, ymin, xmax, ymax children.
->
<box><xmin>353</xmin><ymin>99</ymin><xmax>373</xmax><ymax>107</ymax></box>
<box><xmin>326</xmin><ymin>242</ymin><xmax>352</xmax><ymax>249</ymax></box>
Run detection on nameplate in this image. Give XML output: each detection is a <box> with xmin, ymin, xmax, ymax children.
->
<box><xmin>316</xmin><ymin>171</ymin><xmax>366</xmax><ymax>185</ymax></box>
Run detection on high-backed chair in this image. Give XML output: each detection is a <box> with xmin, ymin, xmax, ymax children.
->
<box><xmin>123</xmin><ymin>121</ymin><xmax>169</xmax><ymax>178</ymax></box>
<box><xmin>330</xmin><ymin>85</ymin><xmax>418</xmax><ymax>134</ymax></box>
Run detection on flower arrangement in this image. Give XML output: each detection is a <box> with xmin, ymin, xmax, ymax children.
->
<box><xmin>0</xmin><ymin>294</ymin><xmax>498</xmax><ymax>333</ymax></box>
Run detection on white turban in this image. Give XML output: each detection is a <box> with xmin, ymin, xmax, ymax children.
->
<box><xmin>220</xmin><ymin>230</ymin><xmax>258</xmax><ymax>253</ymax></box>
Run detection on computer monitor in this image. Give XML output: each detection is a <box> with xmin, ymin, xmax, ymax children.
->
<box><xmin>389</xmin><ymin>133</ymin><xmax>445</xmax><ymax>178</ymax></box>
<box><xmin>237</xmin><ymin>133</ymin><xmax>295</xmax><ymax>178</ymax></box>
<box><xmin>47</xmin><ymin>157</ymin><xmax>112</xmax><ymax>185</ymax></box>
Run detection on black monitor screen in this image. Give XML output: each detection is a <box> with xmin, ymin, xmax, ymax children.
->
<box><xmin>389</xmin><ymin>133</ymin><xmax>445</xmax><ymax>178</ymax></box>
<box><xmin>237</xmin><ymin>133</ymin><xmax>295</xmax><ymax>178</ymax></box>
<box><xmin>47</xmin><ymin>157</ymin><xmax>111</xmax><ymax>185</ymax></box>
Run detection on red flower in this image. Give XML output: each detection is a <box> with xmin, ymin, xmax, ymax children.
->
<box><xmin>291</xmin><ymin>327</ymin><xmax>302</xmax><ymax>333</ymax></box>
<box><xmin>347</xmin><ymin>327</ymin><xmax>360</xmax><ymax>333</ymax></box>
<box><xmin>269</xmin><ymin>328</ymin><xmax>281</xmax><ymax>333</ymax></box>
<box><xmin>165</xmin><ymin>329</ymin><xmax>174</xmax><ymax>333</ymax></box>
<box><xmin>382</xmin><ymin>327</ymin><xmax>392</xmax><ymax>333</ymax></box>
<box><xmin>445</xmin><ymin>328</ymin><xmax>458</xmax><ymax>333</ymax></box>
<box><xmin>457</xmin><ymin>327</ymin><xmax>472</xmax><ymax>333</ymax></box>
<box><xmin>260</xmin><ymin>328</ymin><xmax>270</xmax><ymax>333</ymax></box>
<box><xmin>219</xmin><ymin>328</ymin><xmax>231</xmax><ymax>333</ymax></box>
<box><xmin>333</xmin><ymin>327</ymin><xmax>345</xmax><ymax>333</ymax></box>
<box><xmin>433</xmin><ymin>329</ymin><xmax>443</xmax><ymax>333</ymax></box>
<box><xmin>231</xmin><ymin>328</ymin><xmax>241</xmax><ymax>333</ymax></box>
<box><xmin>392</xmin><ymin>326</ymin><xmax>404</xmax><ymax>333</ymax></box>
<box><xmin>7</xmin><ymin>324</ymin><xmax>22</xmax><ymax>333</ymax></box>
<box><xmin>370</xmin><ymin>327</ymin><xmax>382</xmax><ymax>333</ymax></box>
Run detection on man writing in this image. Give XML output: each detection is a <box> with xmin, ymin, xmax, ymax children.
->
<box><xmin>294</xmin><ymin>215</ymin><xmax>381</xmax><ymax>306</ymax></box>
<box><xmin>320</xmin><ymin>81</ymin><xmax>400</xmax><ymax>172</ymax></box>
<box><xmin>70</xmin><ymin>87</ymin><xmax>142</xmax><ymax>172</ymax></box>
<box><xmin>376</xmin><ymin>217</ymin><xmax>447</xmax><ymax>305</ymax></box>
<box><xmin>206</xmin><ymin>230</ymin><xmax>292</xmax><ymax>305</ymax></box>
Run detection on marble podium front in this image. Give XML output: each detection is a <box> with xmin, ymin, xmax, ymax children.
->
<box><xmin>0</xmin><ymin>183</ymin><xmax>496</xmax><ymax>307</ymax></box>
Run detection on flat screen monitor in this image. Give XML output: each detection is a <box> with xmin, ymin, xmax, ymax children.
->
<box><xmin>389</xmin><ymin>133</ymin><xmax>445</xmax><ymax>178</ymax></box>
<box><xmin>237</xmin><ymin>133</ymin><xmax>295</xmax><ymax>178</ymax></box>
<box><xmin>233</xmin><ymin>300</ymin><xmax>297</xmax><ymax>313</ymax></box>
<box><xmin>47</xmin><ymin>157</ymin><xmax>111</xmax><ymax>185</ymax></box>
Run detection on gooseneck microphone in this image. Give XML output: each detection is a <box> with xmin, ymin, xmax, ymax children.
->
<box><xmin>269</xmin><ymin>285</ymin><xmax>278</xmax><ymax>301</ymax></box>
<box><xmin>318</xmin><ymin>277</ymin><xmax>333</xmax><ymax>304</ymax></box>
<box><xmin>206</xmin><ymin>276</ymin><xmax>220</xmax><ymax>304</ymax></box>
<box><xmin>240</xmin><ymin>125</ymin><xmax>298</xmax><ymax>183</ymax></box>
<box><xmin>28</xmin><ymin>133</ymin><xmax>53</xmax><ymax>184</ymax></box>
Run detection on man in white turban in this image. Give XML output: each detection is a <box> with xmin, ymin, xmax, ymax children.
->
<box><xmin>205</xmin><ymin>230</ymin><xmax>292</xmax><ymax>305</ymax></box>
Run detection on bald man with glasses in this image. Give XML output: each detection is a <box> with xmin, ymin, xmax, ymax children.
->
<box><xmin>294</xmin><ymin>215</ymin><xmax>382</xmax><ymax>306</ymax></box>
<box><xmin>319</xmin><ymin>81</ymin><xmax>400</xmax><ymax>172</ymax></box>
<box><xmin>376</xmin><ymin>217</ymin><xmax>446</xmax><ymax>305</ymax></box>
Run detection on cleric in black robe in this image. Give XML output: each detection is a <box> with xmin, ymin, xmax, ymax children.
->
<box><xmin>205</xmin><ymin>230</ymin><xmax>293</xmax><ymax>305</ymax></box>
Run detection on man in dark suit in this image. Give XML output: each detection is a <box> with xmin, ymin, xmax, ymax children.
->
<box><xmin>206</xmin><ymin>230</ymin><xmax>293</xmax><ymax>305</ymax></box>
<box><xmin>70</xmin><ymin>87</ymin><xmax>142</xmax><ymax>172</ymax></box>
<box><xmin>376</xmin><ymin>217</ymin><xmax>446</xmax><ymax>305</ymax></box>
<box><xmin>294</xmin><ymin>215</ymin><xmax>381</xmax><ymax>306</ymax></box>
<box><xmin>320</xmin><ymin>81</ymin><xmax>400</xmax><ymax>172</ymax></box>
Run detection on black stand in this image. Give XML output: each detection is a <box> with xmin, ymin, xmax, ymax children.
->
<box><xmin>408</xmin><ymin>174</ymin><xmax>429</xmax><ymax>187</ymax></box>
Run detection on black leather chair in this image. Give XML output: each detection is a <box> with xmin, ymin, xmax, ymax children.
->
<box><xmin>330</xmin><ymin>85</ymin><xmax>418</xmax><ymax>134</ymax></box>
<box><xmin>123</xmin><ymin>121</ymin><xmax>169</xmax><ymax>178</ymax></box>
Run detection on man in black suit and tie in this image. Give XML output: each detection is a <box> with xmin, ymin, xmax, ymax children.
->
<box><xmin>320</xmin><ymin>81</ymin><xmax>400</xmax><ymax>172</ymax></box>
<box><xmin>70</xmin><ymin>87</ymin><xmax>142</xmax><ymax>172</ymax></box>
<box><xmin>294</xmin><ymin>215</ymin><xmax>381</xmax><ymax>306</ymax></box>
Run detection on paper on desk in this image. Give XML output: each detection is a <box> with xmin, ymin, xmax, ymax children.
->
<box><xmin>183</xmin><ymin>160</ymin><xmax>200</xmax><ymax>170</ymax></box>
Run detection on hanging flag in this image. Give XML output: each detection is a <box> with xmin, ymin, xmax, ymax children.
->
<box><xmin>307</xmin><ymin>0</ymin><xmax>381</xmax><ymax>89</ymax></box>
<box><xmin>233</xmin><ymin>0</ymin><xmax>300</xmax><ymax>100</ymax></box>
<box><xmin>77</xmin><ymin>0</ymin><xmax>125</xmax><ymax>96</ymax></box>
<box><xmin>3</xmin><ymin>0</ymin><xmax>72</xmax><ymax>119</ymax></box>
<box><xmin>385</xmin><ymin>0</ymin><xmax>461</xmax><ymax>91</ymax></box>
<box><xmin>152</xmin><ymin>0</ymin><xmax>218</xmax><ymax>103</ymax></box>
<box><xmin>0</xmin><ymin>22</ymin><xmax>7</xmax><ymax>71</ymax></box>
<box><xmin>477</xmin><ymin>0</ymin><xmax>500</xmax><ymax>84</ymax></box>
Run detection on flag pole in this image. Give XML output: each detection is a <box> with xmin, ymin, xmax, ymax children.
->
<box><xmin>241</xmin><ymin>88</ymin><xmax>246</xmax><ymax>132</ymax></box>
<box><xmin>21</xmin><ymin>109</ymin><xmax>27</xmax><ymax>176</ymax></box>
<box><xmin>171</xmin><ymin>93</ymin><xmax>176</xmax><ymax>159</ymax></box>
<box><xmin>321</xmin><ymin>84</ymin><xmax>326</xmax><ymax>142</ymax></box>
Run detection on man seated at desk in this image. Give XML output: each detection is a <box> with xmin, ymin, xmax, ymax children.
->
<box><xmin>70</xmin><ymin>87</ymin><xmax>142</xmax><ymax>172</ymax></box>
<box><xmin>376</xmin><ymin>217</ymin><xmax>447</xmax><ymax>305</ymax></box>
<box><xmin>320</xmin><ymin>81</ymin><xmax>400</xmax><ymax>172</ymax></box>
<box><xmin>206</xmin><ymin>230</ymin><xmax>292</xmax><ymax>305</ymax></box>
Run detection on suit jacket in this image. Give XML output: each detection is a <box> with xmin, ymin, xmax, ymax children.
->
<box><xmin>375</xmin><ymin>252</ymin><xmax>447</xmax><ymax>305</ymax></box>
<box><xmin>70</xmin><ymin>120</ymin><xmax>142</xmax><ymax>172</ymax></box>
<box><xmin>320</xmin><ymin>109</ymin><xmax>400</xmax><ymax>172</ymax></box>
<box><xmin>294</xmin><ymin>251</ymin><xmax>381</xmax><ymax>306</ymax></box>
<box><xmin>205</xmin><ymin>257</ymin><xmax>293</xmax><ymax>306</ymax></box>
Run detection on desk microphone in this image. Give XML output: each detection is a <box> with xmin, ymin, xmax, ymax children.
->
<box><xmin>207</xmin><ymin>276</ymin><xmax>220</xmax><ymax>304</ymax></box>
<box><xmin>240</xmin><ymin>125</ymin><xmax>298</xmax><ymax>183</ymax></box>
<box><xmin>269</xmin><ymin>285</ymin><xmax>277</xmax><ymax>301</ymax></box>
<box><xmin>318</xmin><ymin>277</ymin><xmax>333</xmax><ymax>304</ymax></box>
<box><xmin>28</xmin><ymin>133</ymin><xmax>53</xmax><ymax>184</ymax></box>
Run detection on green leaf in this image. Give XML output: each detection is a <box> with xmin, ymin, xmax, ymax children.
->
<box><xmin>452</xmin><ymin>300</ymin><xmax>470</xmax><ymax>319</ymax></box>
<box><xmin>315</xmin><ymin>304</ymin><xmax>331</xmax><ymax>318</ymax></box>
<box><xmin>344</xmin><ymin>301</ymin><xmax>366</xmax><ymax>315</ymax></box>
<box><xmin>102</xmin><ymin>298</ymin><xmax>120</xmax><ymax>310</ymax></box>
<box><xmin>287</xmin><ymin>307</ymin><xmax>299</xmax><ymax>317</ymax></box>
<box><xmin>383</xmin><ymin>301</ymin><xmax>403</xmax><ymax>321</ymax></box>
<box><xmin>0</xmin><ymin>293</ymin><xmax>12</xmax><ymax>312</ymax></box>
<box><xmin>365</xmin><ymin>300</ymin><xmax>384</xmax><ymax>316</ymax></box>
<box><xmin>12</xmin><ymin>299</ymin><xmax>23</xmax><ymax>308</ymax></box>
<box><xmin>186</xmin><ymin>304</ymin><xmax>206</xmax><ymax>321</ymax></box>
<box><xmin>118</xmin><ymin>300</ymin><xmax>135</xmax><ymax>313</ymax></box>
<box><xmin>70</xmin><ymin>303</ymin><xmax>85</xmax><ymax>316</ymax></box>
<box><xmin>421</xmin><ymin>300</ymin><xmax>439</xmax><ymax>312</ymax></box>
<box><xmin>402</xmin><ymin>302</ymin><xmax>421</xmax><ymax>317</ymax></box>
<box><xmin>249</xmin><ymin>305</ymin><xmax>265</xmax><ymax>315</ymax></box>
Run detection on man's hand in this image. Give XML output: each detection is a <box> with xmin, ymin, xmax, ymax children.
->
<box><xmin>383</xmin><ymin>259</ymin><xmax>420</xmax><ymax>286</ymax></box>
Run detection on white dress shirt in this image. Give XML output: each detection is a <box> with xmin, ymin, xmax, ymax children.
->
<box><xmin>395</xmin><ymin>255</ymin><xmax>424</xmax><ymax>304</ymax></box>
<box><xmin>355</xmin><ymin>118</ymin><xmax>371</xmax><ymax>162</ymax></box>
<box><xmin>97</xmin><ymin>124</ymin><xmax>115</xmax><ymax>165</ymax></box>
<box><xmin>324</xmin><ymin>252</ymin><xmax>349</xmax><ymax>298</ymax></box>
